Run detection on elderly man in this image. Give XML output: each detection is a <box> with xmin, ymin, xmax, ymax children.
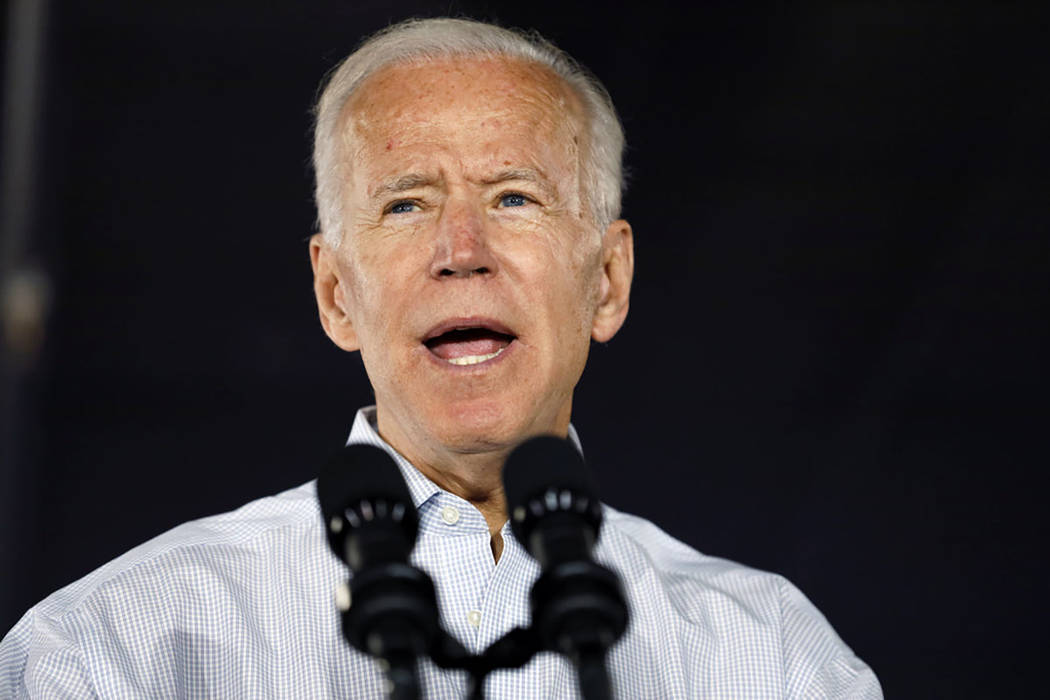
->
<box><xmin>2</xmin><ymin>18</ymin><xmax>880</xmax><ymax>699</ymax></box>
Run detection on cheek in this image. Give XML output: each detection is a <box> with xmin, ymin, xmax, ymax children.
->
<box><xmin>534</xmin><ymin>240</ymin><xmax>604</xmax><ymax>338</ymax></box>
<box><xmin>560</xmin><ymin>236</ymin><xmax>603</xmax><ymax>304</ymax></box>
<box><xmin>336</xmin><ymin>252</ymin><xmax>388</xmax><ymax>336</ymax></box>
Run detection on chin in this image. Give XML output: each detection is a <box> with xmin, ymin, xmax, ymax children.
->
<box><xmin>426</xmin><ymin>398</ymin><xmax>546</xmax><ymax>454</ymax></box>
<box><xmin>432</xmin><ymin>393</ymin><xmax>572</xmax><ymax>454</ymax></box>
<box><xmin>431</xmin><ymin>407</ymin><xmax>518</xmax><ymax>453</ymax></box>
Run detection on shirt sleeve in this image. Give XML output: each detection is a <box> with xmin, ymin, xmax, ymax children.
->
<box><xmin>802</xmin><ymin>653</ymin><xmax>883</xmax><ymax>699</ymax></box>
<box><xmin>778</xmin><ymin>578</ymin><xmax>883</xmax><ymax>699</ymax></box>
<box><xmin>1</xmin><ymin>609</ymin><xmax>99</xmax><ymax>699</ymax></box>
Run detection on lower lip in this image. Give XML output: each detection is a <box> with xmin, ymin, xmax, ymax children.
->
<box><xmin>423</xmin><ymin>338</ymin><xmax>517</xmax><ymax>371</ymax></box>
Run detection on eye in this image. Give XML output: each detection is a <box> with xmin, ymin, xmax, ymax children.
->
<box><xmin>387</xmin><ymin>200</ymin><xmax>420</xmax><ymax>215</ymax></box>
<box><xmin>498</xmin><ymin>193</ymin><xmax>530</xmax><ymax>208</ymax></box>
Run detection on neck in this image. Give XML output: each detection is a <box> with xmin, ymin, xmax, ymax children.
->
<box><xmin>376</xmin><ymin>420</ymin><xmax>512</xmax><ymax>560</ymax></box>
<box><xmin>373</xmin><ymin>405</ymin><xmax>573</xmax><ymax>562</ymax></box>
<box><xmin>415</xmin><ymin>450</ymin><xmax>509</xmax><ymax>561</ymax></box>
<box><xmin>415</xmin><ymin>449</ymin><xmax>510</xmax><ymax>536</ymax></box>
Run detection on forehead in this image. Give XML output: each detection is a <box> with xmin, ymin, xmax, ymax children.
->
<box><xmin>340</xmin><ymin>55</ymin><xmax>584</xmax><ymax>160</ymax></box>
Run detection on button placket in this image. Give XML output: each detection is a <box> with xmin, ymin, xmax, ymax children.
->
<box><xmin>425</xmin><ymin>498</ymin><xmax>492</xmax><ymax>653</ymax></box>
<box><xmin>478</xmin><ymin>527</ymin><xmax>537</xmax><ymax>651</ymax></box>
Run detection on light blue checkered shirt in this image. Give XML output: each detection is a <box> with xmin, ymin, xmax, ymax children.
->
<box><xmin>2</xmin><ymin>407</ymin><xmax>880</xmax><ymax>698</ymax></box>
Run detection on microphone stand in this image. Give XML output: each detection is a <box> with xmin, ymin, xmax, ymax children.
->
<box><xmin>322</xmin><ymin>440</ymin><xmax>628</xmax><ymax>699</ymax></box>
<box><xmin>427</xmin><ymin>602</ymin><xmax>620</xmax><ymax>700</ymax></box>
<box><xmin>336</xmin><ymin>569</ymin><xmax>545</xmax><ymax>700</ymax></box>
<box><xmin>527</xmin><ymin>557</ymin><xmax>627</xmax><ymax>700</ymax></box>
<box><xmin>337</xmin><ymin>563</ymin><xmax>440</xmax><ymax>700</ymax></box>
<box><xmin>429</xmin><ymin>625</ymin><xmax>540</xmax><ymax>700</ymax></box>
<box><xmin>342</xmin><ymin>566</ymin><xmax>621</xmax><ymax>696</ymax></box>
<box><xmin>345</xmin><ymin>516</ymin><xmax>627</xmax><ymax>698</ymax></box>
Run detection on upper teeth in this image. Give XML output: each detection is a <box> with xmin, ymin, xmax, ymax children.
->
<box><xmin>447</xmin><ymin>347</ymin><xmax>506</xmax><ymax>366</ymax></box>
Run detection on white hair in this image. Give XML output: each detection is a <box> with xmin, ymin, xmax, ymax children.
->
<box><xmin>313</xmin><ymin>17</ymin><xmax>626</xmax><ymax>247</ymax></box>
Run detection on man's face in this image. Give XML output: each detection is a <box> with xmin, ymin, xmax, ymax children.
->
<box><xmin>312</xmin><ymin>56</ymin><xmax>632</xmax><ymax>460</ymax></box>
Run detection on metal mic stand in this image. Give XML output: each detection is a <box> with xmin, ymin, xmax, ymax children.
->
<box><xmin>427</xmin><ymin>594</ymin><xmax>622</xmax><ymax>700</ymax></box>
<box><xmin>430</xmin><ymin>625</ymin><xmax>540</xmax><ymax>700</ymax></box>
<box><xmin>337</xmin><ymin>563</ymin><xmax>440</xmax><ymax>700</ymax></box>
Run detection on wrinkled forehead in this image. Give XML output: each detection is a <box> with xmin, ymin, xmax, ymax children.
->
<box><xmin>338</xmin><ymin>54</ymin><xmax>586</xmax><ymax>159</ymax></box>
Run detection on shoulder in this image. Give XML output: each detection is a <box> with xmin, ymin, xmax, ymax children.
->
<box><xmin>1</xmin><ymin>481</ymin><xmax>331</xmax><ymax>697</ymax></box>
<box><xmin>598</xmin><ymin>505</ymin><xmax>786</xmax><ymax>623</ymax></box>
<box><xmin>598</xmin><ymin>505</ymin><xmax>882</xmax><ymax>698</ymax></box>
<box><xmin>39</xmin><ymin>480</ymin><xmax>321</xmax><ymax>618</ymax></box>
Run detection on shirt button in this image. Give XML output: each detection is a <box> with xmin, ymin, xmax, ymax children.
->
<box><xmin>440</xmin><ymin>506</ymin><xmax>461</xmax><ymax>525</ymax></box>
<box><xmin>466</xmin><ymin>610</ymin><xmax>482</xmax><ymax>627</ymax></box>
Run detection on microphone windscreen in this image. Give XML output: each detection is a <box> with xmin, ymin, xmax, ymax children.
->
<box><xmin>317</xmin><ymin>444</ymin><xmax>416</xmax><ymax>538</ymax></box>
<box><xmin>502</xmin><ymin>435</ymin><xmax>596</xmax><ymax>512</ymax></box>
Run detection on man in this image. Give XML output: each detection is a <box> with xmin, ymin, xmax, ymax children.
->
<box><xmin>1</xmin><ymin>18</ymin><xmax>881</xmax><ymax>698</ymax></box>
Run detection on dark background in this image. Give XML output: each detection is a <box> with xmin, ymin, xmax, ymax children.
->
<box><xmin>2</xmin><ymin>1</ymin><xmax>1046</xmax><ymax>696</ymax></box>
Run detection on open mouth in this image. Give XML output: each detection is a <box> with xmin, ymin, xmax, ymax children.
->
<box><xmin>423</xmin><ymin>324</ymin><xmax>516</xmax><ymax>366</ymax></box>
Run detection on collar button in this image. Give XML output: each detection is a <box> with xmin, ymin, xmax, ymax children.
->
<box><xmin>440</xmin><ymin>506</ymin><xmax>461</xmax><ymax>525</ymax></box>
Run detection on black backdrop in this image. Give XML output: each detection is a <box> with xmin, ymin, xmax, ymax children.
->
<box><xmin>2</xmin><ymin>1</ymin><xmax>1047</xmax><ymax>696</ymax></box>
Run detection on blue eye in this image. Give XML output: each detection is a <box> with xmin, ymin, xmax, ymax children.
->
<box><xmin>388</xmin><ymin>201</ymin><xmax>418</xmax><ymax>214</ymax></box>
<box><xmin>499</xmin><ymin>193</ymin><xmax>528</xmax><ymax>208</ymax></box>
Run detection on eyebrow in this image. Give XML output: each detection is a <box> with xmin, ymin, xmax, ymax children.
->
<box><xmin>371</xmin><ymin>173</ymin><xmax>439</xmax><ymax>198</ymax></box>
<box><xmin>370</xmin><ymin>168</ymin><xmax>556</xmax><ymax>199</ymax></box>
<box><xmin>479</xmin><ymin>168</ymin><xmax>556</xmax><ymax>198</ymax></box>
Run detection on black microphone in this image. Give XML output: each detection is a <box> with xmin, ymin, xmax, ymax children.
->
<box><xmin>503</xmin><ymin>436</ymin><xmax>629</xmax><ymax>700</ymax></box>
<box><xmin>317</xmin><ymin>444</ymin><xmax>440</xmax><ymax>700</ymax></box>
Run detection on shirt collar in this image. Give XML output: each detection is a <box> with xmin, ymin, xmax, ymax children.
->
<box><xmin>345</xmin><ymin>406</ymin><xmax>441</xmax><ymax>509</ymax></box>
<box><xmin>344</xmin><ymin>405</ymin><xmax>584</xmax><ymax>511</ymax></box>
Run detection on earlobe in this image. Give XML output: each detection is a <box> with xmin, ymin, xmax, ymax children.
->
<box><xmin>591</xmin><ymin>219</ymin><xmax>634</xmax><ymax>343</ymax></box>
<box><xmin>310</xmin><ymin>234</ymin><xmax>361</xmax><ymax>352</ymax></box>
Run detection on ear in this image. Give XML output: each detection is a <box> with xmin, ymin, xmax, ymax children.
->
<box><xmin>591</xmin><ymin>219</ymin><xmax>634</xmax><ymax>343</ymax></box>
<box><xmin>310</xmin><ymin>233</ymin><xmax>361</xmax><ymax>352</ymax></box>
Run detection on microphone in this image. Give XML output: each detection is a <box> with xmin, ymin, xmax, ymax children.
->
<box><xmin>503</xmin><ymin>436</ymin><xmax>629</xmax><ymax>700</ymax></box>
<box><xmin>317</xmin><ymin>444</ymin><xmax>440</xmax><ymax>700</ymax></box>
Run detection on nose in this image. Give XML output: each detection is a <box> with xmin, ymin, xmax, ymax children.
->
<box><xmin>429</xmin><ymin>198</ymin><xmax>499</xmax><ymax>279</ymax></box>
